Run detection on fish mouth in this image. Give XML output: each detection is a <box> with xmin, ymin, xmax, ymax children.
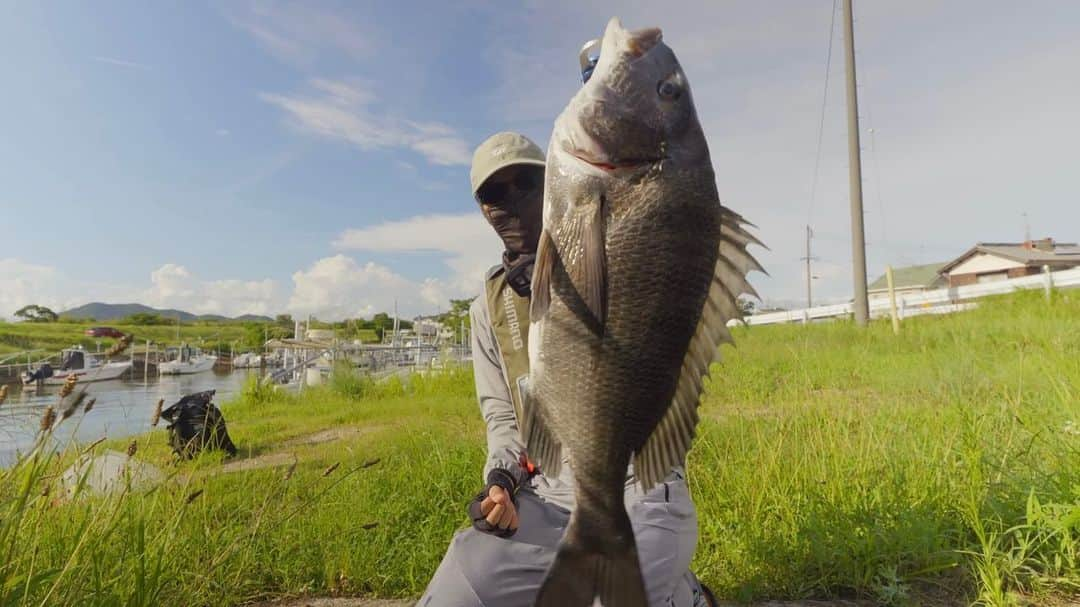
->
<box><xmin>567</xmin><ymin>149</ymin><xmax>665</xmax><ymax>173</ymax></box>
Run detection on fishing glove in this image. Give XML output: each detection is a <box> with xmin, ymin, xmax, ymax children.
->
<box><xmin>468</xmin><ymin>468</ymin><xmax>519</xmax><ymax>538</ymax></box>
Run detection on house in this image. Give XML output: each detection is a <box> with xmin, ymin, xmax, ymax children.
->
<box><xmin>868</xmin><ymin>262</ymin><xmax>948</xmax><ymax>300</ymax></box>
<box><xmin>939</xmin><ymin>238</ymin><xmax>1080</xmax><ymax>288</ymax></box>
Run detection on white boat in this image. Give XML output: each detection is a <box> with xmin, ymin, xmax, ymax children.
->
<box><xmin>232</xmin><ymin>352</ymin><xmax>264</xmax><ymax>368</ymax></box>
<box><xmin>23</xmin><ymin>347</ymin><xmax>132</xmax><ymax>386</ymax></box>
<box><xmin>159</xmin><ymin>346</ymin><xmax>218</xmax><ymax>375</ymax></box>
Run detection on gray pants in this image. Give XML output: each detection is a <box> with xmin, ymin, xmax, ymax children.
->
<box><xmin>419</xmin><ymin>480</ymin><xmax>699</xmax><ymax>607</ymax></box>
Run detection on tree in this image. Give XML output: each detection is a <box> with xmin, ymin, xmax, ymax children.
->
<box><xmin>122</xmin><ymin>312</ymin><xmax>169</xmax><ymax>325</ymax></box>
<box><xmin>438</xmin><ymin>297</ymin><xmax>475</xmax><ymax>344</ymax></box>
<box><xmin>14</xmin><ymin>305</ymin><xmax>58</xmax><ymax>323</ymax></box>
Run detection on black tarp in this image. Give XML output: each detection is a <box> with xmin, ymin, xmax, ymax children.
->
<box><xmin>159</xmin><ymin>390</ymin><xmax>238</xmax><ymax>459</ymax></box>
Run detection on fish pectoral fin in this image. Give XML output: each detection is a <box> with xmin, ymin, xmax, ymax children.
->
<box><xmin>530</xmin><ymin>229</ymin><xmax>556</xmax><ymax>321</ymax></box>
<box><xmin>523</xmin><ymin>398</ymin><xmax>562</xmax><ymax>479</ymax></box>
<box><xmin>634</xmin><ymin>209</ymin><xmax>764</xmax><ymax>491</ymax></box>
<box><xmin>580</xmin><ymin>197</ymin><xmax>607</xmax><ymax>329</ymax></box>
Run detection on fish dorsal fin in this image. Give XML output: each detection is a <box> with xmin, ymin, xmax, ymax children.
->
<box><xmin>632</xmin><ymin>208</ymin><xmax>764</xmax><ymax>491</ymax></box>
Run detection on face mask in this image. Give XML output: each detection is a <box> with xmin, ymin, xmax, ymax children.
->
<box><xmin>477</xmin><ymin>167</ymin><xmax>544</xmax><ymax>296</ymax></box>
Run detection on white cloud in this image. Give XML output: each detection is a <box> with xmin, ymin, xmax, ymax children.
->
<box><xmin>225</xmin><ymin>2</ymin><xmax>376</xmax><ymax>67</ymax></box>
<box><xmin>142</xmin><ymin>264</ymin><xmax>279</xmax><ymax>317</ymax></box>
<box><xmin>333</xmin><ymin>212</ymin><xmax>502</xmax><ymax>296</ymax></box>
<box><xmin>0</xmin><ymin>260</ymin><xmax>282</xmax><ymax>321</ymax></box>
<box><xmin>287</xmin><ymin>255</ymin><xmax>447</xmax><ymax>321</ymax></box>
<box><xmin>0</xmin><ymin>258</ymin><xmax>64</xmax><ymax>319</ymax></box>
<box><xmin>261</xmin><ymin>78</ymin><xmax>472</xmax><ymax>166</ymax></box>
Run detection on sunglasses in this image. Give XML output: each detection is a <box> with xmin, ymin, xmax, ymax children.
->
<box><xmin>477</xmin><ymin>168</ymin><xmax>541</xmax><ymax>206</ymax></box>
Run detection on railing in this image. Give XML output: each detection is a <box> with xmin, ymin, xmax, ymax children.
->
<box><xmin>734</xmin><ymin>266</ymin><xmax>1080</xmax><ymax>327</ymax></box>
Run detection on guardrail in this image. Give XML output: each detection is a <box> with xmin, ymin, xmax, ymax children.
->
<box><xmin>734</xmin><ymin>266</ymin><xmax>1080</xmax><ymax>327</ymax></box>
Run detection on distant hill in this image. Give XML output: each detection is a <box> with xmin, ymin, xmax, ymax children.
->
<box><xmin>61</xmin><ymin>303</ymin><xmax>272</xmax><ymax>323</ymax></box>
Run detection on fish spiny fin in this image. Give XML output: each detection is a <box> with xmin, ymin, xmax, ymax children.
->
<box><xmin>523</xmin><ymin>393</ymin><xmax>562</xmax><ymax>479</ymax></box>
<box><xmin>633</xmin><ymin>208</ymin><xmax>765</xmax><ymax>491</ymax></box>
<box><xmin>531</xmin><ymin>229</ymin><xmax>556</xmax><ymax>320</ymax></box>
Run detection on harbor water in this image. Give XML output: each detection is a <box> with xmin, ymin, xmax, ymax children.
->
<box><xmin>0</xmin><ymin>370</ymin><xmax>259</xmax><ymax>467</ymax></box>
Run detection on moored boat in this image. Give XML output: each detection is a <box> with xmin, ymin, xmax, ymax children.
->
<box><xmin>159</xmin><ymin>346</ymin><xmax>217</xmax><ymax>376</ymax></box>
<box><xmin>22</xmin><ymin>347</ymin><xmax>132</xmax><ymax>385</ymax></box>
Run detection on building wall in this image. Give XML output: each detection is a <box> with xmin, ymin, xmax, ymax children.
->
<box><xmin>949</xmin><ymin>264</ymin><xmax>1045</xmax><ymax>287</ymax></box>
<box><xmin>946</xmin><ymin>253</ymin><xmax>1030</xmax><ymax>288</ymax></box>
<box><xmin>949</xmin><ymin>253</ymin><xmax>1024</xmax><ymax>275</ymax></box>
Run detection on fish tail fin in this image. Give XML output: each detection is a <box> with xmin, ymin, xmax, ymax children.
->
<box><xmin>533</xmin><ymin>509</ymin><xmax>647</xmax><ymax>607</ymax></box>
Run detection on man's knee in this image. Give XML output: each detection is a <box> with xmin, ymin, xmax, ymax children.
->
<box><xmin>419</xmin><ymin>530</ymin><xmax>484</xmax><ymax>607</ymax></box>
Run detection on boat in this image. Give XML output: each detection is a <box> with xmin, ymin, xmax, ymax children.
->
<box><xmin>232</xmin><ymin>352</ymin><xmax>265</xmax><ymax>368</ymax></box>
<box><xmin>22</xmin><ymin>347</ymin><xmax>132</xmax><ymax>385</ymax></box>
<box><xmin>159</xmin><ymin>345</ymin><xmax>218</xmax><ymax>375</ymax></box>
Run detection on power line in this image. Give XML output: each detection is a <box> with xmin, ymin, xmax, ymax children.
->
<box><xmin>859</xmin><ymin>61</ymin><xmax>890</xmax><ymax>253</ymax></box>
<box><xmin>807</xmin><ymin>0</ymin><xmax>839</xmax><ymax>226</ymax></box>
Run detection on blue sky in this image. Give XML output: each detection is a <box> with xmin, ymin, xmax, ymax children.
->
<box><xmin>3</xmin><ymin>1</ymin><xmax>1079</xmax><ymax>320</ymax></box>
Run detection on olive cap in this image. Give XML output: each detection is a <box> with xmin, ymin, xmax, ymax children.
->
<box><xmin>470</xmin><ymin>132</ymin><xmax>545</xmax><ymax>196</ymax></box>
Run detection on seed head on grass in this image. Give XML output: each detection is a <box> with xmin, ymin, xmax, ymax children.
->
<box><xmin>83</xmin><ymin>397</ymin><xmax>96</xmax><ymax>413</ymax></box>
<box><xmin>283</xmin><ymin>458</ymin><xmax>297</xmax><ymax>481</ymax></box>
<box><xmin>126</xmin><ymin>440</ymin><xmax>138</xmax><ymax>457</ymax></box>
<box><xmin>59</xmin><ymin>375</ymin><xmax>78</xmax><ymax>398</ymax></box>
<box><xmin>322</xmin><ymin>462</ymin><xmax>340</xmax><ymax>477</ymax></box>
<box><xmin>0</xmin><ymin>384</ymin><xmax>8</xmax><ymax>405</ymax></box>
<box><xmin>151</xmin><ymin>398</ymin><xmax>164</xmax><ymax>427</ymax></box>
<box><xmin>105</xmin><ymin>334</ymin><xmax>133</xmax><ymax>358</ymax></box>
<box><xmin>82</xmin><ymin>436</ymin><xmax>106</xmax><ymax>455</ymax></box>
<box><xmin>185</xmin><ymin>489</ymin><xmax>204</xmax><ymax>504</ymax></box>
<box><xmin>40</xmin><ymin>406</ymin><xmax>56</xmax><ymax>433</ymax></box>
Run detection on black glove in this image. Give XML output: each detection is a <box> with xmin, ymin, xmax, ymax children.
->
<box><xmin>467</xmin><ymin>468</ymin><xmax>519</xmax><ymax>538</ymax></box>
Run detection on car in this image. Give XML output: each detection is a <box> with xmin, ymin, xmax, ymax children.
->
<box><xmin>85</xmin><ymin>327</ymin><xmax>125</xmax><ymax>339</ymax></box>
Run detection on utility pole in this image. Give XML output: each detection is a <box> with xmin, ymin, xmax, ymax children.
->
<box><xmin>843</xmin><ymin>0</ymin><xmax>869</xmax><ymax>326</ymax></box>
<box><xmin>802</xmin><ymin>225</ymin><xmax>817</xmax><ymax>309</ymax></box>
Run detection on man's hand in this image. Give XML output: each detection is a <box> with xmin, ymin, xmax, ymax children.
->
<box><xmin>479</xmin><ymin>484</ymin><xmax>519</xmax><ymax>532</ymax></box>
<box><xmin>467</xmin><ymin>469</ymin><xmax>521</xmax><ymax>537</ymax></box>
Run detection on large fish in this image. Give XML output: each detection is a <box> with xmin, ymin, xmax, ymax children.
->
<box><xmin>526</xmin><ymin>17</ymin><xmax>764</xmax><ymax>607</ymax></box>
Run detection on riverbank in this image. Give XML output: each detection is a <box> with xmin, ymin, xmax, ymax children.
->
<box><xmin>1</xmin><ymin>290</ymin><xmax>1077</xmax><ymax>606</ymax></box>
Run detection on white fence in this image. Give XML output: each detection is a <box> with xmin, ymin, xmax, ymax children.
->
<box><xmin>735</xmin><ymin>266</ymin><xmax>1080</xmax><ymax>327</ymax></box>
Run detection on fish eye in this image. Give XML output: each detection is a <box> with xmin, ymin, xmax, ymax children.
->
<box><xmin>657</xmin><ymin>79</ymin><xmax>682</xmax><ymax>101</ymax></box>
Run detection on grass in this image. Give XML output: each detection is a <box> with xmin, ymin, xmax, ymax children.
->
<box><xmin>0</xmin><ymin>320</ymin><xmax>379</xmax><ymax>359</ymax></box>
<box><xmin>0</xmin><ymin>290</ymin><xmax>1078</xmax><ymax>606</ymax></box>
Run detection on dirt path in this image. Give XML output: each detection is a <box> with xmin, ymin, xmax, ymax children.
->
<box><xmin>217</xmin><ymin>426</ymin><xmax>385</xmax><ymax>474</ymax></box>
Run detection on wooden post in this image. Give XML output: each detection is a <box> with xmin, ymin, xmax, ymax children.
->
<box><xmin>886</xmin><ymin>265</ymin><xmax>901</xmax><ymax>335</ymax></box>
<box><xmin>144</xmin><ymin>339</ymin><xmax>151</xmax><ymax>386</ymax></box>
<box><xmin>1043</xmin><ymin>264</ymin><xmax>1053</xmax><ymax>302</ymax></box>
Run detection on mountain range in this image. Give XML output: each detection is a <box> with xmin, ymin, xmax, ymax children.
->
<box><xmin>61</xmin><ymin>302</ymin><xmax>272</xmax><ymax>323</ymax></box>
